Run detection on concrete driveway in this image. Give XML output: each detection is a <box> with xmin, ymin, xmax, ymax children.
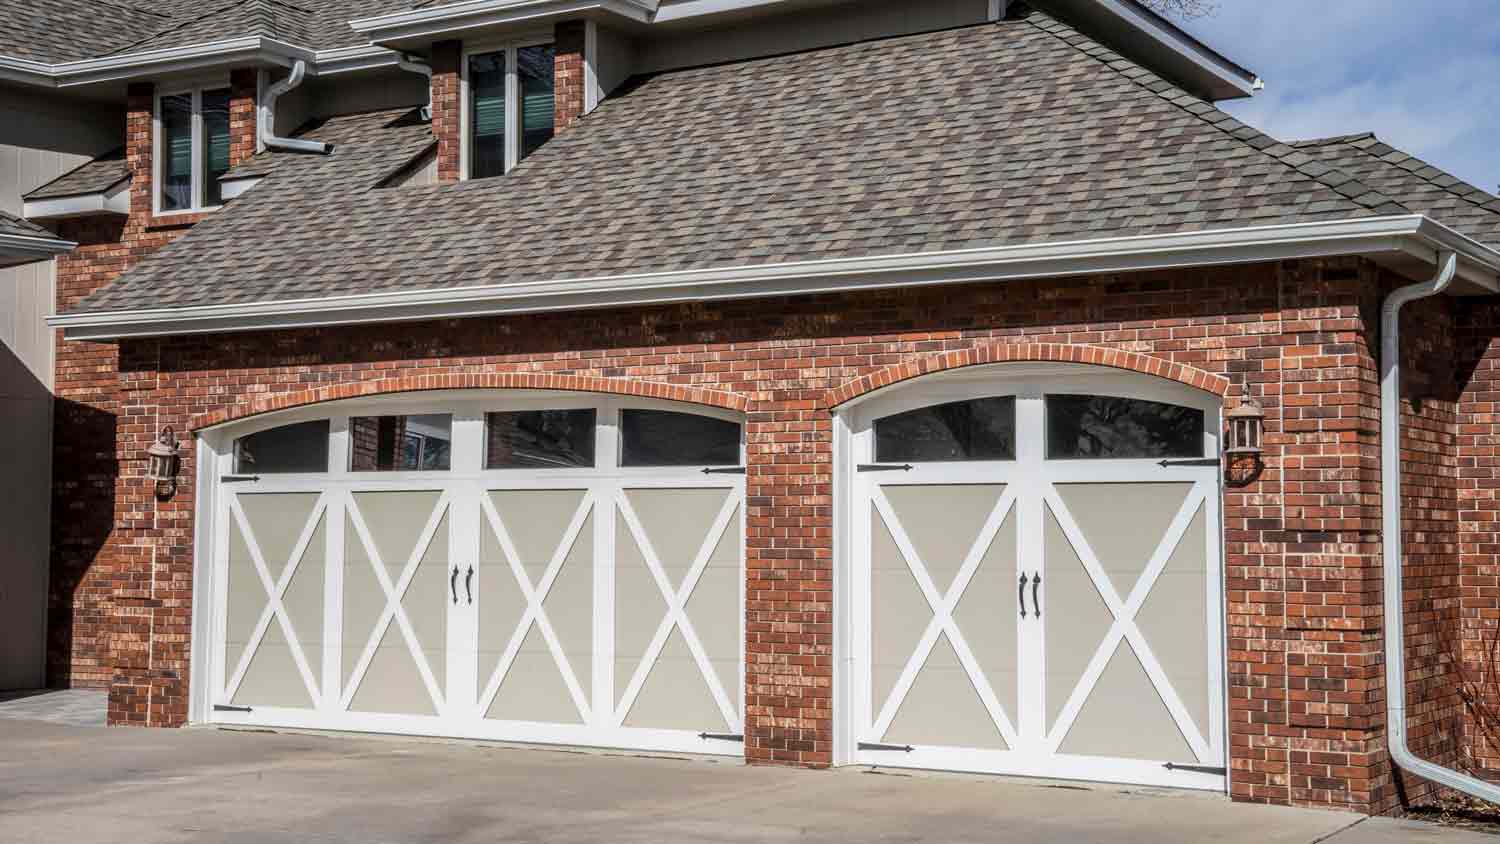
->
<box><xmin>0</xmin><ymin>718</ymin><xmax>1486</xmax><ymax>844</ymax></box>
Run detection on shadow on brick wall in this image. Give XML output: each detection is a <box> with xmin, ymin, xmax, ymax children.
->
<box><xmin>47</xmin><ymin>397</ymin><xmax>117</xmax><ymax>689</ymax></box>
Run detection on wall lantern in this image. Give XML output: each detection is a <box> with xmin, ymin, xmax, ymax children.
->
<box><xmin>1225</xmin><ymin>398</ymin><xmax>1265</xmax><ymax>457</ymax></box>
<box><xmin>147</xmin><ymin>426</ymin><xmax>181</xmax><ymax>498</ymax></box>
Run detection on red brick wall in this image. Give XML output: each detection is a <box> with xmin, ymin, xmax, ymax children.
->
<box><xmin>1457</xmin><ymin>301</ymin><xmax>1500</xmax><ymax>780</ymax></box>
<box><xmin>555</xmin><ymin>20</ymin><xmax>587</xmax><ymax>132</ymax></box>
<box><xmin>431</xmin><ymin>40</ymin><xmax>461</xmax><ymax>183</ymax></box>
<box><xmin>48</xmin><ymin>75</ymin><xmax>257</xmax><ymax>700</ymax></box>
<box><xmin>85</xmin><ymin>256</ymin><xmax>1464</xmax><ymax>812</ymax></box>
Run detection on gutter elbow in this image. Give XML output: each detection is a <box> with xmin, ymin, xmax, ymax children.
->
<box><xmin>397</xmin><ymin>54</ymin><xmax>434</xmax><ymax>122</ymax></box>
<box><xmin>259</xmin><ymin>60</ymin><xmax>331</xmax><ymax>155</ymax></box>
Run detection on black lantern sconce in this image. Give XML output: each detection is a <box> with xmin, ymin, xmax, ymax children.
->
<box><xmin>1224</xmin><ymin>398</ymin><xmax>1264</xmax><ymax>486</ymax></box>
<box><xmin>147</xmin><ymin>426</ymin><xmax>181</xmax><ymax>499</ymax></box>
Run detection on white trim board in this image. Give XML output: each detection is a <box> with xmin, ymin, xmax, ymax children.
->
<box><xmin>50</xmin><ymin>215</ymin><xmax>1500</xmax><ymax>341</ymax></box>
<box><xmin>0</xmin><ymin>38</ymin><xmax>403</xmax><ymax>89</ymax></box>
<box><xmin>0</xmin><ymin>231</ymin><xmax>78</xmax><ymax>268</ymax></box>
<box><xmin>22</xmin><ymin>179</ymin><xmax>130</xmax><ymax>221</ymax></box>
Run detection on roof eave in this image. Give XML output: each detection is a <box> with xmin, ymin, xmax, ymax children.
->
<box><xmin>350</xmin><ymin>0</ymin><xmax>655</xmax><ymax>51</ymax></box>
<box><xmin>1042</xmin><ymin>0</ymin><xmax>1262</xmax><ymax>100</ymax></box>
<box><xmin>23</xmin><ymin>179</ymin><xmax>130</xmax><ymax>220</ymax></box>
<box><xmin>0</xmin><ymin>231</ymin><xmax>78</xmax><ymax>268</ymax></box>
<box><xmin>0</xmin><ymin>36</ymin><xmax>322</xmax><ymax>89</ymax></box>
<box><xmin>49</xmin><ymin>216</ymin><xmax>1500</xmax><ymax>342</ymax></box>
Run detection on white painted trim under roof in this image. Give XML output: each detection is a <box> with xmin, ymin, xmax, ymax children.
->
<box><xmin>22</xmin><ymin>178</ymin><xmax>130</xmax><ymax>220</ymax></box>
<box><xmin>49</xmin><ymin>215</ymin><xmax>1500</xmax><ymax>341</ymax></box>
<box><xmin>351</xmin><ymin>0</ymin><xmax>656</xmax><ymax>47</ymax></box>
<box><xmin>0</xmin><ymin>230</ymin><xmax>78</xmax><ymax>267</ymax></box>
<box><xmin>0</xmin><ymin>37</ymin><xmax>315</xmax><ymax>89</ymax></box>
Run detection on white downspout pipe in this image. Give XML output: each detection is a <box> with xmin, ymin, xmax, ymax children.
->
<box><xmin>397</xmin><ymin>54</ymin><xmax>433</xmax><ymax>122</ymax></box>
<box><xmin>259</xmin><ymin>60</ymin><xmax>331</xmax><ymax>154</ymax></box>
<box><xmin>1382</xmin><ymin>250</ymin><xmax>1500</xmax><ymax>803</ymax></box>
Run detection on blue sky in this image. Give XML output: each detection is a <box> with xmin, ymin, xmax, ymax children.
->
<box><xmin>1176</xmin><ymin>0</ymin><xmax>1500</xmax><ymax>191</ymax></box>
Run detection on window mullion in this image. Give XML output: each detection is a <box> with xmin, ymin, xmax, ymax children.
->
<box><xmin>505</xmin><ymin>47</ymin><xmax>519</xmax><ymax>173</ymax></box>
<box><xmin>192</xmin><ymin>88</ymin><xmax>204</xmax><ymax>211</ymax></box>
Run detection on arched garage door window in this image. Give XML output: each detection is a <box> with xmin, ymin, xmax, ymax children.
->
<box><xmin>195</xmin><ymin>392</ymin><xmax>747</xmax><ymax>759</ymax></box>
<box><xmin>841</xmin><ymin>364</ymin><xmax>1226</xmax><ymax>791</ymax></box>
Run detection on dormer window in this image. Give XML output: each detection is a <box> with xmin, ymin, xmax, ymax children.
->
<box><xmin>156</xmin><ymin>85</ymin><xmax>231</xmax><ymax>213</ymax></box>
<box><xmin>465</xmin><ymin>42</ymin><xmax>556</xmax><ymax>180</ymax></box>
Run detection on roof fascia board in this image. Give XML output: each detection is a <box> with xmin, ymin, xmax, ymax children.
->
<box><xmin>1049</xmin><ymin>0</ymin><xmax>1261</xmax><ymax>99</ymax></box>
<box><xmin>0</xmin><ymin>37</ymin><xmax>315</xmax><ymax>89</ymax></box>
<box><xmin>22</xmin><ymin>180</ymin><xmax>130</xmax><ymax>220</ymax></box>
<box><xmin>351</xmin><ymin>0</ymin><xmax>654</xmax><ymax>45</ymax></box>
<box><xmin>0</xmin><ymin>232</ymin><xmax>78</xmax><ymax>266</ymax></box>
<box><xmin>52</xmin><ymin>216</ymin><xmax>1500</xmax><ymax>341</ymax></box>
<box><xmin>312</xmin><ymin>45</ymin><xmax>403</xmax><ymax>75</ymax></box>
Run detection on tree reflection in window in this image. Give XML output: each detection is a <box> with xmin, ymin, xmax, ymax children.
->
<box><xmin>874</xmin><ymin>397</ymin><xmax>1016</xmax><ymax>462</ymax></box>
<box><xmin>486</xmin><ymin>409</ymin><xmax>596</xmax><ymax>469</ymax></box>
<box><xmin>1046</xmin><ymin>394</ymin><xmax>1202</xmax><ymax>460</ymax></box>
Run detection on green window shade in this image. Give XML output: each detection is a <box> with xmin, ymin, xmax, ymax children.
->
<box><xmin>160</xmin><ymin>93</ymin><xmax>193</xmax><ymax>211</ymax></box>
<box><xmin>518</xmin><ymin>44</ymin><xmax>555</xmax><ymax>161</ymax></box>
<box><xmin>469</xmin><ymin>51</ymin><xmax>506</xmax><ymax>179</ymax></box>
<box><xmin>202</xmin><ymin>88</ymin><xmax>231</xmax><ymax>206</ymax></box>
<box><xmin>474</xmin><ymin>93</ymin><xmax>506</xmax><ymax>138</ymax></box>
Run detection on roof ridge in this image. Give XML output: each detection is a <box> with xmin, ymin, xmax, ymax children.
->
<box><xmin>1017</xmin><ymin>7</ymin><xmax>1412</xmax><ymax>218</ymax></box>
<box><xmin>1287</xmin><ymin>132</ymin><xmax>1378</xmax><ymax>149</ymax></box>
<box><xmin>104</xmin><ymin>0</ymin><xmax>314</xmax><ymax>56</ymax></box>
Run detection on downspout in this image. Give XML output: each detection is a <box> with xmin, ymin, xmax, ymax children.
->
<box><xmin>397</xmin><ymin>54</ymin><xmax>433</xmax><ymax>122</ymax></box>
<box><xmin>259</xmin><ymin>60</ymin><xmax>331</xmax><ymax>154</ymax></box>
<box><xmin>1382</xmin><ymin>250</ymin><xmax>1500</xmax><ymax>803</ymax></box>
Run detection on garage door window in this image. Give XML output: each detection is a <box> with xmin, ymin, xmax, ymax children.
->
<box><xmin>874</xmin><ymin>396</ymin><xmax>1016</xmax><ymax>463</ymax></box>
<box><xmin>233</xmin><ymin>420</ymin><xmax>330</xmax><ymax>474</ymax></box>
<box><xmin>349</xmin><ymin>414</ymin><xmax>453</xmax><ymax>471</ymax></box>
<box><xmin>485</xmin><ymin>409</ymin><xmax>597</xmax><ymax>469</ymax></box>
<box><xmin>620</xmin><ymin>409</ymin><xmax>740</xmax><ymax>467</ymax></box>
<box><xmin>1045</xmin><ymin>394</ymin><xmax>1203</xmax><ymax>460</ymax></box>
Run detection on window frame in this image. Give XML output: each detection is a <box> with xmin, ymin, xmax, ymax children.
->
<box><xmin>459</xmin><ymin>33</ymin><xmax>555</xmax><ymax>181</ymax></box>
<box><xmin>153</xmin><ymin>80</ymin><xmax>232</xmax><ymax>216</ymax></box>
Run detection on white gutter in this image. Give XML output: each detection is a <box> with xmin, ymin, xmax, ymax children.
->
<box><xmin>0</xmin><ymin>231</ymin><xmax>78</xmax><ymax>267</ymax></box>
<box><xmin>397</xmin><ymin>54</ymin><xmax>434</xmax><ymax>121</ymax></box>
<box><xmin>48</xmin><ymin>215</ymin><xmax>1500</xmax><ymax>341</ymax></box>
<box><xmin>1381</xmin><ymin>251</ymin><xmax>1500</xmax><ymax>804</ymax></box>
<box><xmin>0</xmin><ymin>36</ymin><xmax>312</xmax><ymax>89</ymax></box>
<box><xmin>259</xmin><ymin>61</ymin><xmax>331</xmax><ymax>155</ymax></box>
<box><xmin>22</xmin><ymin>180</ymin><xmax>131</xmax><ymax>221</ymax></box>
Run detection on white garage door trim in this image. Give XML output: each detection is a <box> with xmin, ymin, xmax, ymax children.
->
<box><xmin>189</xmin><ymin>390</ymin><xmax>746</xmax><ymax>757</ymax></box>
<box><xmin>832</xmin><ymin>363</ymin><xmax>1228</xmax><ymax>790</ymax></box>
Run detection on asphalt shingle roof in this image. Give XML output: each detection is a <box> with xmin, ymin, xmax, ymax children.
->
<box><xmin>24</xmin><ymin>149</ymin><xmax>129</xmax><ymax>200</ymax></box>
<box><xmin>0</xmin><ymin>211</ymin><xmax>60</xmax><ymax>240</ymax></box>
<box><xmin>0</xmin><ymin>0</ymin><xmax>416</xmax><ymax>62</ymax></box>
<box><xmin>70</xmin><ymin>10</ymin><xmax>1409</xmax><ymax>315</ymax></box>
<box><xmin>1291</xmin><ymin>133</ymin><xmax>1500</xmax><ymax>247</ymax></box>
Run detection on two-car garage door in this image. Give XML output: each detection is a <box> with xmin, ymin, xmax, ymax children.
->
<box><xmin>198</xmin><ymin>367</ymin><xmax>1225</xmax><ymax>789</ymax></box>
<box><xmin>205</xmin><ymin>394</ymin><xmax>747</xmax><ymax>756</ymax></box>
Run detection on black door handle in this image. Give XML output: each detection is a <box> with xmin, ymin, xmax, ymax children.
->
<box><xmin>1032</xmin><ymin>573</ymin><xmax>1042</xmax><ymax>619</ymax></box>
<box><xmin>450</xmin><ymin>566</ymin><xmax>459</xmax><ymax>604</ymax></box>
<box><xmin>465</xmin><ymin>565</ymin><xmax>474</xmax><ymax>605</ymax></box>
<box><xmin>1018</xmin><ymin>573</ymin><xmax>1029</xmax><ymax>619</ymax></box>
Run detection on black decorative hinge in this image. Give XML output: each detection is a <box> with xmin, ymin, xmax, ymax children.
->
<box><xmin>702</xmin><ymin>466</ymin><xmax>747</xmax><ymax>475</ymax></box>
<box><xmin>699</xmin><ymin>732</ymin><xmax>744</xmax><ymax>742</ymax></box>
<box><xmin>220</xmin><ymin>474</ymin><xmax>261</xmax><ymax>483</ymax></box>
<box><xmin>858</xmin><ymin>741</ymin><xmax>914</xmax><ymax>752</ymax></box>
<box><xmin>213</xmin><ymin>704</ymin><xmax>253</xmax><ymax>713</ymax></box>
<box><xmin>1163</xmin><ymin>762</ymin><xmax>1226</xmax><ymax>775</ymax></box>
<box><xmin>1157</xmin><ymin>458</ymin><xmax>1220</xmax><ymax>468</ymax></box>
<box><xmin>857</xmin><ymin>464</ymin><xmax>914</xmax><ymax>473</ymax></box>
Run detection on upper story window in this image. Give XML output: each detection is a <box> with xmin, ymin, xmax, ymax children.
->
<box><xmin>467</xmin><ymin>43</ymin><xmax>556</xmax><ymax>180</ymax></box>
<box><xmin>157</xmin><ymin>85</ymin><xmax>232</xmax><ymax>213</ymax></box>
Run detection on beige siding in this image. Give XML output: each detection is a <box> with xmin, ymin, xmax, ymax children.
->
<box><xmin>637</xmin><ymin>0</ymin><xmax>990</xmax><ymax>75</ymax></box>
<box><xmin>594</xmin><ymin>24</ymin><xmax>638</xmax><ymax>101</ymax></box>
<box><xmin>0</xmin><ymin>88</ymin><xmax>119</xmax><ymax>689</ymax></box>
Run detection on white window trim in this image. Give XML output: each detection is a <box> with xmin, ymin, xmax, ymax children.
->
<box><xmin>153</xmin><ymin>80</ymin><xmax>231</xmax><ymax>216</ymax></box>
<box><xmin>459</xmin><ymin>33</ymin><xmax>554</xmax><ymax>181</ymax></box>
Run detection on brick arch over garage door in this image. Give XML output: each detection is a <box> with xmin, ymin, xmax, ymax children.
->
<box><xmin>190</xmin><ymin>372</ymin><xmax>753</xmax><ymax>431</ymax></box>
<box><xmin>822</xmin><ymin>343</ymin><xmax>1232</xmax><ymax>409</ymax></box>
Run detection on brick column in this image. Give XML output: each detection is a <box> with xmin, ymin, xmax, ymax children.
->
<box><xmin>554</xmin><ymin>20</ymin><xmax>587</xmax><ymax>132</ymax></box>
<box><xmin>431</xmin><ymin>40</ymin><xmax>462</xmax><ymax>183</ymax></box>
<box><xmin>229</xmin><ymin>67</ymin><xmax>259</xmax><ymax>166</ymax></box>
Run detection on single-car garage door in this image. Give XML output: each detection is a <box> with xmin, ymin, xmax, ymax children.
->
<box><xmin>201</xmin><ymin>392</ymin><xmax>746</xmax><ymax>756</ymax></box>
<box><xmin>841</xmin><ymin>365</ymin><xmax>1226</xmax><ymax>790</ymax></box>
